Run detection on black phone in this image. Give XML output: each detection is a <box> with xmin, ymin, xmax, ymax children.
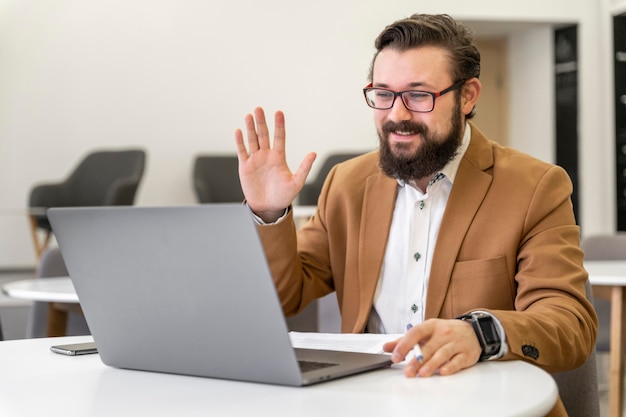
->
<box><xmin>50</xmin><ymin>342</ymin><xmax>98</xmax><ymax>356</ymax></box>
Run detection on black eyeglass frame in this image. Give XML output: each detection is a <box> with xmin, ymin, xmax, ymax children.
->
<box><xmin>362</xmin><ymin>79</ymin><xmax>467</xmax><ymax>113</ymax></box>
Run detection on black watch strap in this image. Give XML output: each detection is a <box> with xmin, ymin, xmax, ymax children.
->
<box><xmin>458</xmin><ymin>312</ymin><xmax>501</xmax><ymax>361</ymax></box>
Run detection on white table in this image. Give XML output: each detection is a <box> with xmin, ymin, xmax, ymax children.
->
<box><xmin>586</xmin><ymin>260</ymin><xmax>626</xmax><ymax>417</ymax></box>
<box><xmin>293</xmin><ymin>205</ymin><xmax>317</xmax><ymax>219</ymax></box>
<box><xmin>0</xmin><ymin>335</ymin><xmax>557</xmax><ymax>417</ymax></box>
<box><xmin>2</xmin><ymin>277</ymin><xmax>77</xmax><ymax>303</ymax></box>
<box><xmin>293</xmin><ymin>205</ymin><xmax>317</xmax><ymax>229</ymax></box>
<box><xmin>2</xmin><ymin>277</ymin><xmax>79</xmax><ymax>336</ymax></box>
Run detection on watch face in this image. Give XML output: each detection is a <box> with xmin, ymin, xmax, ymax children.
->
<box><xmin>474</xmin><ymin>314</ymin><xmax>500</xmax><ymax>356</ymax></box>
<box><xmin>476</xmin><ymin>315</ymin><xmax>499</xmax><ymax>345</ymax></box>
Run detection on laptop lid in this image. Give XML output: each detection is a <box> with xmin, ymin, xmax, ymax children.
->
<box><xmin>48</xmin><ymin>204</ymin><xmax>390</xmax><ymax>386</ymax></box>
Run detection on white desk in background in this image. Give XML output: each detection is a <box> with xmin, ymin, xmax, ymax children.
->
<box><xmin>586</xmin><ymin>260</ymin><xmax>626</xmax><ymax>417</ymax></box>
<box><xmin>293</xmin><ymin>205</ymin><xmax>317</xmax><ymax>219</ymax></box>
<box><xmin>0</xmin><ymin>335</ymin><xmax>556</xmax><ymax>417</ymax></box>
<box><xmin>2</xmin><ymin>277</ymin><xmax>77</xmax><ymax>303</ymax></box>
<box><xmin>2</xmin><ymin>276</ymin><xmax>78</xmax><ymax>337</ymax></box>
<box><xmin>293</xmin><ymin>205</ymin><xmax>317</xmax><ymax>229</ymax></box>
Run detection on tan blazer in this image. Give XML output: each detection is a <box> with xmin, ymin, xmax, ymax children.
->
<box><xmin>257</xmin><ymin>124</ymin><xmax>597</xmax><ymax>377</ymax></box>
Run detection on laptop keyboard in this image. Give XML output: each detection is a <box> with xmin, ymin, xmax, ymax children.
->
<box><xmin>298</xmin><ymin>360</ymin><xmax>339</xmax><ymax>373</ymax></box>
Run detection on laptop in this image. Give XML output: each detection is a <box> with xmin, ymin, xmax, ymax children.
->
<box><xmin>47</xmin><ymin>204</ymin><xmax>391</xmax><ymax>386</ymax></box>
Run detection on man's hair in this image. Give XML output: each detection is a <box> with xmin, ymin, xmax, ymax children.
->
<box><xmin>367</xmin><ymin>14</ymin><xmax>481</xmax><ymax>118</ymax></box>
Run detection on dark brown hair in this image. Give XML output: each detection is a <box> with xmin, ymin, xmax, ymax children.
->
<box><xmin>368</xmin><ymin>14</ymin><xmax>481</xmax><ymax>118</ymax></box>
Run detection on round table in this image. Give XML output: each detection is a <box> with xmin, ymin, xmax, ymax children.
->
<box><xmin>2</xmin><ymin>277</ymin><xmax>78</xmax><ymax>303</ymax></box>
<box><xmin>2</xmin><ymin>276</ymin><xmax>79</xmax><ymax>336</ymax></box>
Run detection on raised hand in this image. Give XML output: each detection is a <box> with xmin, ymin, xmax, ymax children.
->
<box><xmin>234</xmin><ymin>107</ymin><xmax>316</xmax><ymax>223</ymax></box>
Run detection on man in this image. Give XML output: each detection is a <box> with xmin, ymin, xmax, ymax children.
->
<box><xmin>234</xmin><ymin>14</ymin><xmax>596</xmax><ymax>417</ymax></box>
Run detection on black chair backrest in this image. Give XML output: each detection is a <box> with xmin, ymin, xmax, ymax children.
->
<box><xmin>64</xmin><ymin>150</ymin><xmax>146</xmax><ymax>206</ymax></box>
<box><xmin>28</xmin><ymin>149</ymin><xmax>146</xmax><ymax>230</ymax></box>
<box><xmin>298</xmin><ymin>152</ymin><xmax>363</xmax><ymax>205</ymax></box>
<box><xmin>192</xmin><ymin>155</ymin><xmax>244</xmax><ymax>203</ymax></box>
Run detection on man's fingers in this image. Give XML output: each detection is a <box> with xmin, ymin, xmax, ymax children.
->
<box><xmin>273</xmin><ymin>110</ymin><xmax>286</xmax><ymax>152</ymax></box>
<box><xmin>293</xmin><ymin>152</ymin><xmax>317</xmax><ymax>187</ymax></box>
<box><xmin>241</xmin><ymin>107</ymin><xmax>287</xmax><ymax>153</ymax></box>
<box><xmin>438</xmin><ymin>353</ymin><xmax>474</xmax><ymax>376</ymax></box>
<box><xmin>382</xmin><ymin>340</ymin><xmax>399</xmax><ymax>354</ymax></box>
<box><xmin>390</xmin><ymin>320</ymin><xmax>434</xmax><ymax>362</ymax></box>
<box><xmin>234</xmin><ymin>129</ymin><xmax>249</xmax><ymax>162</ymax></box>
<box><xmin>254</xmin><ymin>107</ymin><xmax>271</xmax><ymax>149</ymax></box>
<box><xmin>244</xmin><ymin>113</ymin><xmax>259</xmax><ymax>152</ymax></box>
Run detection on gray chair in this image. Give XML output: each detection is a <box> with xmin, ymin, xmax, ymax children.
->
<box><xmin>192</xmin><ymin>155</ymin><xmax>244</xmax><ymax>203</ymax></box>
<box><xmin>26</xmin><ymin>247</ymin><xmax>90</xmax><ymax>338</ymax></box>
<box><xmin>551</xmin><ymin>280</ymin><xmax>600</xmax><ymax>417</ymax></box>
<box><xmin>298</xmin><ymin>152</ymin><xmax>364</xmax><ymax>205</ymax></box>
<box><xmin>582</xmin><ymin>233</ymin><xmax>626</xmax><ymax>351</ymax></box>
<box><xmin>28</xmin><ymin>149</ymin><xmax>146</xmax><ymax>257</ymax></box>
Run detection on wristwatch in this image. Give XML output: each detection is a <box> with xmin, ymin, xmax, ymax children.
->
<box><xmin>458</xmin><ymin>312</ymin><xmax>501</xmax><ymax>361</ymax></box>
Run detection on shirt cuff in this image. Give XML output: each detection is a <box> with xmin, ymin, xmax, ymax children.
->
<box><xmin>248</xmin><ymin>204</ymin><xmax>289</xmax><ymax>225</ymax></box>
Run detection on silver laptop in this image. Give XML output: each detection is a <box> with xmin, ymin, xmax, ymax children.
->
<box><xmin>47</xmin><ymin>204</ymin><xmax>391</xmax><ymax>386</ymax></box>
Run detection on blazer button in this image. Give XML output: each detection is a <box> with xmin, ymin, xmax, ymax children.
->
<box><xmin>521</xmin><ymin>344</ymin><xmax>539</xmax><ymax>360</ymax></box>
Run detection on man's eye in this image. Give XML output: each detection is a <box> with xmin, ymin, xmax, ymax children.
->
<box><xmin>405</xmin><ymin>92</ymin><xmax>430</xmax><ymax>101</ymax></box>
<box><xmin>375</xmin><ymin>91</ymin><xmax>394</xmax><ymax>99</ymax></box>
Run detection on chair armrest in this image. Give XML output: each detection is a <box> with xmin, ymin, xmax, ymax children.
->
<box><xmin>29</xmin><ymin>183</ymin><xmax>69</xmax><ymax>207</ymax></box>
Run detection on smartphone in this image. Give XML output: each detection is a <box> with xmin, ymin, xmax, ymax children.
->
<box><xmin>50</xmin><ymin>341</ymin><xmax>98</xmax><ymax>356</ymax></box>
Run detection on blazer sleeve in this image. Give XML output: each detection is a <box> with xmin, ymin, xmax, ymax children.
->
<box><xmin>487</xmin><ymin>166</ymin><xmax>597</xmax><ymax>373</ymax></box>
<box><xmin>255</xmin><ymin>207</ymin><xmax>335</xmax><ymax>316</ymax></box>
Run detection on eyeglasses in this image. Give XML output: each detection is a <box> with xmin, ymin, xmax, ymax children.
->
<box><xmin>362</xmin><ymin>79</ymin><xmax>466</xmax><ymax>113</ymax></box>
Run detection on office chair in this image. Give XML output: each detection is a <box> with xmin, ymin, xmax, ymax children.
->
<box><xmin>581</xmin><ymin>233</ymin><xmax>626</xmax><ymax>416</ymax></box>
<box><xmin>28</xmin><ymin>149</ymin><xmax>146</xmax><ymax>258</ymax></box>
<box><xmin>26</xmin><ymin>247</ymin><xmax>90</xmax><ymax>338</ymax></box>
<box><xmin>298</xmin><ymin>152</ymin><xmax>364</xmax><ymax>205</ymax></box>
<box><xmin>582</xmin><ymin>233</ymin><xmax>626</xmax><ymax>352</ymax></box>
<box><xmin>192</xmin><ymin>155</ymin><xmax>244</xmax><ymax>203</ymax></box>
<box><xmin>551</xmin><ymin>280</ymin><xmax>601</xmax><ymax>417</ymax></box>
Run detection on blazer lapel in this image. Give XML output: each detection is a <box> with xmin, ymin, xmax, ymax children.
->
<box><xmin>353</xmin><ymin>172</ymin><xmax>397</xmax><ymax>331</ymax></box>
<box><xmin>424</xmin><ymin>128</ymin><xmax>495</xmax><ymax>319</ymax></box>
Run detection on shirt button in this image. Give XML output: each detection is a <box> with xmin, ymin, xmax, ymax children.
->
<box><xmin>413</xmin><ymin>252</ymin><xmax>421</xmax><ymax>262</ymax></box>
<box><xmin>411</xmin><ymin>304</ymin><xmax>418</xmax><ymax>313</ymax></box>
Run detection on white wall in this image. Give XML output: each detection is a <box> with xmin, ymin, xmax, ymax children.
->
<box><xmin>0</xmin><ymin>0</ymin><xmax>615</xmax><ymax>267</ymax></box>
<box><xmin>507</xmin><ymin>27</ymin><xmax>555</xmax><ymax>163</ymax></box>
<box><xmin>612</xmin><ymin>0</ymin><xmax>626</xmax><ymax>14</ymax></box>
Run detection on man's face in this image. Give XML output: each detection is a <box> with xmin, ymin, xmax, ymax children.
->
<box><xmin>372</xmin><ymin>46</ymin><xmax>465</xmax><ymax>182</ymax></box>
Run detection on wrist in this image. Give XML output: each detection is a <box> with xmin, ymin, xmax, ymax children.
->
<box><xmin>255</xmin><ymin>210</ymin><xmax>286</xmax><ymax>224</ymax></box>
<box><xmin>457</xmin><ymin>312</ymin><xmax>502</xmax><ymax>361</ymax></box>
<box><xmin>248</xmin><ymin>205</ymin><xmax>290</xmax><ymax>225</ymax></box>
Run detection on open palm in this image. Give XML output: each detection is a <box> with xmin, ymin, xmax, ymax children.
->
<box><xmin>234</xmin><ymin>107</ymin><xmax>316</xmax><ymax>222</ymax></box>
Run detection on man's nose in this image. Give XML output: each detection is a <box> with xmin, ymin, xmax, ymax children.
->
<box><xmin>387</xmin><ymin>96</ymin><xmax>413</xmax><ymax>122</ymax></box>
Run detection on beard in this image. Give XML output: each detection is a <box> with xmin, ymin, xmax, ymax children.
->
<box><xmin>378</xmin><ymin>99</ymin><xmax>464</xmax><ymax>182</ymax></box>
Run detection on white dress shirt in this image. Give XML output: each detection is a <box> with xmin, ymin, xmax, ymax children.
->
<box><xmin>367</xmin><ymin>124</ymin><xmax>471</xmax><ymax>334</ymax></box>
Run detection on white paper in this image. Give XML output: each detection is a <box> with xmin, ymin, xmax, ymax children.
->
<box><xmin>289</xmin><ymin>331</ymin><xmax>403</xmax><ymax>354</ymax></box>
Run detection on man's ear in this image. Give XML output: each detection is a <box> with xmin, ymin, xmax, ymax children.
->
<box><xmin>461</xmin><ymin>77</ymin><xmax>481</xmax><ymax>116</ymax></box>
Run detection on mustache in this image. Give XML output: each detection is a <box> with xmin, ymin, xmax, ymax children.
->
<box><xmin>381</xmin><ymin>120</ymin><xmax>429</xmax><ymax>136</ymax></box>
